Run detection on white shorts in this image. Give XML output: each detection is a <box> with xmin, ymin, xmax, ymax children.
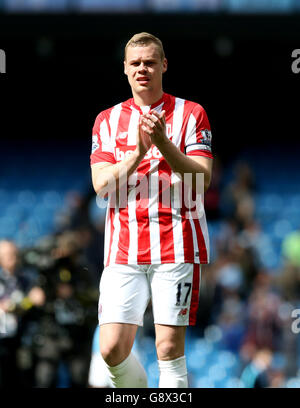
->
<box><xmin>98</xmin><ymin>263</ymin><xmax>201</xmax><ymax>327</ymax></box>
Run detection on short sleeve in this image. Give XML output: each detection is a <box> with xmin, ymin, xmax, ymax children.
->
<box><xmin>90</xmin><ymin>113</ymin><xmax>116</xmax><ymax>166</ymax></box>
<box><xmin>184</xmin><ymin>104</ymin><xmax>213</xmax><ymax>159</ymax></box>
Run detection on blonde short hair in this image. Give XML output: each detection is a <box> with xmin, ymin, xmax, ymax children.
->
<box><xmin>124</xmin><ymin>32</ymin><xmax>165</xmax><ymax>61</ymax></box>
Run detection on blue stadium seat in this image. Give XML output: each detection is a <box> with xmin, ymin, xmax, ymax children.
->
<box><xmin>187</xmin><ymin>350</ymin><xmax>207</xmax><ymax>371</ymax></box>
<box><xmin>0</xmin><ymin>189</ymin><xmax>10</xmax><ymax>207</ymax></box>
<box><xmin>217</xmin><ymin>350</ymin><xmax>239</xmax><ymax>372</ymax></box>
<box><xmin>0</xmin><ymin>216</ymin><xmax>19</xmax><ymax>238</ymax></box>
<box><xmin>225</xmin><ymin>377</ymin><xmax>245</xmax><ymax>388</ymax></box>
<box><xmin>255</xmin><ymin>193</ymin><xmax>284</xmax><ymax>218</ymax></box>
<box><xmin>208</xmin><ymin>363</ymin><xmax>227</xmax><ymax>383</ymax></box>
<box><xmin>3</xmin><ymin>0</ymin><xmax>70</xmax><ymax>12</ymax></box>
<box><xmin>286</xmin><ymin>378</ymin><xmax>300</xmax><ymax>388</ymax></box>
<box><xmin>145</xmin><ymin>361</ymin><xmax>159</xmax><ymax>388</ymax></box>
<box><xmin>195</xmin><ymin>376</ymin><xmax>215</xmax><ymax>388</ymax></box>
<box><xmin>42</xmin><ymin>190</ymin><xmax>63</xmax><ymax>209</ymax></box>
<box><xmin>77</xmin><ymin>0</ymin><xmax>144</xmax><ymax>12</ymax></box>
<box><xmin>17</xmin><ymin>190</ymin><xmax>37</xmax><ymax>208</ymax></box>
<box><xmin>4</xmin><ymin>204</ymin><xmax>26</xmax><ymax>223</ymax></box>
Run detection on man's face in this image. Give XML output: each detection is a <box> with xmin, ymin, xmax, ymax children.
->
<box><xmin>0</xmin><ymin>242</ymin><xmax>18</xmax><ymax>273</ymax></box>
<box><xmin>124</xmin><ymin>43</ymin><xmax>167</xmax><ymax>97</ymax></box>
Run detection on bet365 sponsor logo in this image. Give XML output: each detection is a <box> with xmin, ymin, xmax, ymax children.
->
<box><xmin>291</xmin><ymin>49</ymin><xmax>300</xmax><ymax>74</ymax></box>
<box><xmin>0</xmin><ymin>49</ymin><xmax>6</xmax><ymax>73</ymax></box>
<box><xmin>116</xmin><ymin>146</ymin><xmax>162</xmax><ymax>162</ymax></box>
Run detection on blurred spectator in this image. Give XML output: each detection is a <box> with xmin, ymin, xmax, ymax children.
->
<box><xmin>221</xmin><ymin>161</ymin><xmax>256</xmax><ymax>227</ymax></box>
<box><xmin>56</xmin><ymin>190</ymin><xmax>106</xmax><ymax>286</ymax></box>
<box><xmin>205</xmin><ymin>155</ymin><xmax>222</xmax><ymax>220</ymax></box>
<box><xmin>237</xmin><ymin>219</ymin><xmax>274</xmax><ymax>271</ymax></box>
<box><xmin>241</xmin><ymin>273</ymin><xmax>284</xmax><ymax>352</ymax></box>
<box><xmin>282</xmin><ymin>230</ymin><xmax>300</xmax><ymax>268</ymax></box>
<box><xmin>0</xmin><ymin>240</ymin><xmax>20</xmax><ymax>387</ymax></box>
<box><xmin>213</xmin><ymin>224</ymin><xmax>259</xmax><ymax>306</ymax></box>
<box><xmin>209</xmin><ymin>255</ymin><xmax>247</xmax><ymax>352</ymax></box>
<box><xmin>0</xmin><ymin>229</ymin><xmax>99</xmax><ymax>388</ymax></box>
<box><xmin>217</xmin><ymin>293</ymin><xmax>247</xmax><ymax>353</ymax></box>
<box><xmin>0</xmin><ymin>239</ymin><xmax>45</xmax><ymax>387</ymax></box>
<box><xmin>26</xmin><ymin>230</ymin><xmax>98</xmax><ymax>388</ymax></box>
<box><xmin>278</xmin><ymin>230</ymin><xmax>300</xmax><ymax>301</ymax></box>
<box><xmin>215</xmin><ymin>218</ymin><xmax>240</xmax><ymax>257</ymax></box>
<box><xmin>240</xmin><ymin>348</ymin><xmax>273</xmax><ymax>388</ymax></box>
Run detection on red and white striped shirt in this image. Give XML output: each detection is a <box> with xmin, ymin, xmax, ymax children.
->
<box><xmin>90</xmin><ymin>93</ymin><xmax>213</xmax><ymax>267</ymax></box>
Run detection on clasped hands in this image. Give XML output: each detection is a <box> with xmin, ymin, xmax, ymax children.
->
<box><xmin>137</xmin><ymin>110</ymin><xmax>168</xmax><ymax>156</ymax></box>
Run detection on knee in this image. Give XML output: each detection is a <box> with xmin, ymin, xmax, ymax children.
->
<box><xmin>156</xmin><ymin>339</ymin><xmax>183</xmax><ymax>361</ymax></box>
<box><xmin>101</xmin><ymin>341</ymin><xmax>129</xmax><ymax>367</ymax></box>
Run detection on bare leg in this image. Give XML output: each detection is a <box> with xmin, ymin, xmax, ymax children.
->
<box><xmin>155</xmin><ymin>324</ymin><xmax>186</xmax><ymax>360</ymax></box>
<box><xmin>100</xmin><ymin>322</ymin><xmax>138</xmax><ymax>366</ymax></box>
<box><xmin>100</xmin><ymin>323</ymin><xmax>148</xmax><ymax>388</ymax></box>
<box><xmin>155</xmin><ymin>324</ymin><xmax>188</xmax><ymax>388</ymax></box>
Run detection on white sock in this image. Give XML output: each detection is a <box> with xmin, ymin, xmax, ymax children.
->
<box><xmin>105</xmin><ymin>353</ymin><xmax>148</xmax><ymax>388</ymax></box>
<box><xmin>158</xmin><ymin>356</ymin><xmax>188</xmax><ymax>388</ymax></box>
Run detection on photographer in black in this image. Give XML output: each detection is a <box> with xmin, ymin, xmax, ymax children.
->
<box><xmin>0</xmin><ymin>239</ymin><xmax>45</xmax><ymax>387</ymax></box>
<box><xmin>21</xmin><ymin>230</ymin><xmax>98</xmax><ymax>388</ymax></box>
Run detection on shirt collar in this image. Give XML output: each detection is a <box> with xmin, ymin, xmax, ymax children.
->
<box><xmin>130</xmin><ymin>92</ymin><xmax>168</xmax><ymax>113</ymax></box>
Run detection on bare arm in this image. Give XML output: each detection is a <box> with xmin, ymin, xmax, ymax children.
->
<box><xmin>91</xmin><ymin>152</ymin><xmax>142</xmax><ymax>197</ymax></box>
<box><xmin>141</xmin><ymin>110</ymin><xmax>213</xmax><ymax>192</ymax></box>
<box><xmin>91</xmin><ymin>119</ymin><xmax>152</xmax><ymax>197</ymax></box>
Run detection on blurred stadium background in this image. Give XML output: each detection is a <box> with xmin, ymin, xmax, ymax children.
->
<box><xmin>1</xmin><ymin>0</ymin><xmax>300</xmax><ymax>388</ymax></box>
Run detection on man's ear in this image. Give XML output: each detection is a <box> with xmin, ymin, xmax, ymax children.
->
<box><xmin>124</xmin><ymin>61</ymin><xmax>128</xmax><ymax>75</ymax></box>
<box><xmin>162</xmin><ymin>58</ymin><xmax>168</xmax><ymax>74</ymax></box>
